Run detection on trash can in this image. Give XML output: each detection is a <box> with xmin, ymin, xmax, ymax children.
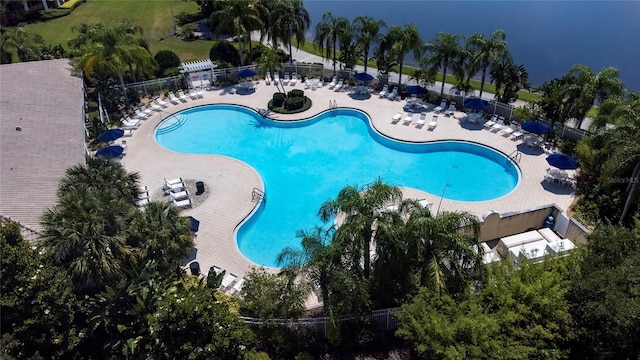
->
<box><xmin>543</xmin><ymin>215</ymin><xmax>555</xmax><ymax>229</ymax></box>
<box><xmin>189</xmin><ymin>262</ymin><xmax>200</xmax><ymax>276</ymax></box>
<box><xmin>196</xmin><ymin>181</ymin><xmax>205</xmax><ymax>195</ymax></box>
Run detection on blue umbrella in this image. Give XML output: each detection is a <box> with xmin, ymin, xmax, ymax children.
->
<box><xmin>238</xmin><ymin>68</ymin><xmax>257</xmax><ymax>78</ymax></box>
<box><xmin>546</xmin><ymin>153</ymin><xmax>578</xmax><ymax>170</ymax></box>
<box><xmin>463</xmin><ymin>98</ymin><xmax>488</xmax><ymax>111</ymax></box>
<box><xmin>521</xmin><ymin>121</ymin><xmax>549</xmax><ymax>134</ymax></box>
<box><xmin>406</xmin><ymin>85</ymin><xmax>428</xmax><ymax>95</ymax></box>
<box><xmin>95</xmin><ymin>145</ymin><xmax>124</xmax><ymax>159</ymax></box>
<box><xmin>353</xmin><ymin>72</ymin><xmax>374</xmax><ymax>83</ymax></box>
<box><xmin>186</xmin><ymin>216</ymin><xmax>200</xmax><ymax>232</ymax></box>
<box><xmin>97</xmin><ymin>128</ymin><xmax>125</xmax><ymax>143</ymax></box>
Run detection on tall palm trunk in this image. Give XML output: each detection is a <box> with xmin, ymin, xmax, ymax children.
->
<box><xmin>620</xmin><ymin>161</ymin><xmax>640</xmax><ymax>223</ymax></box>
<box><xmin>440</xmin><ymin>64</ymin><xmax>448</xmax><ymax>97</ymax></box>
<box><xmin>363</xmin><ymin>225</ymin><xmax>373</xmax><ymax>279</ymax></box>
<box><xmin>479</xmin><ymin>67</ymin><xmax>488</xmax><ymax>97</ymax></box>
<box><xmin>118</xmin><ymin>73</ymin><xmax>128</xmax><ymax>105</ymax></box>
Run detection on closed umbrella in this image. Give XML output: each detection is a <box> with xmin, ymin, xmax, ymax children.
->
<box><xmin>521</xmin><ymin>121</ymin><xmax>549</xmax><ymax>134</ymax></box>
<box><xmin>546</xmin><ymin>153</ymin><xmax>578</xmax><ymax>170</ymax></box>
<box><xmin>463</xmin><ymin>98</ymin><xmax>488</xmax><ymax>111</ymax></box>
<box><xmin>406</xmin><ymin>85</ymin><xmax>428</xmax><ymax>95</ymax></box>
<box><xmin>238</xmin><ymin>68</ymin><xmax>257</xmax><ymax>78</ymax></box>
<box><xmin>97</xmin><ymin>129</ymin><xmax>124</xmax><ymax>143</ymax></box>
<box><xmin>95</xmin><ymin>145</ymin><xmax>124</xmax><ymax>159</ymax></box>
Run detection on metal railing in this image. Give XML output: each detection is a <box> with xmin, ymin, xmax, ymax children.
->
<box><xmin>1</xmin><ymin>215</ymin><xmax>41</xmax><ymax>244</ymax></box>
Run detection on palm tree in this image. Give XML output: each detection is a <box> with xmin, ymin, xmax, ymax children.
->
<box><xmin>270</xmin><ymin>0</ymin><xmax>310</xmax><ymax>62</ymax></box>
<box><xmin>337</xmin><ymin>25</ymin><xmax>359</xmax><ymax>70</ymax></box>
<box><xmin>39</xmin><ymin>186</ymin><xmax>135</xmax><ymax>294</ymax></box>
<box><xmin>127</xmin><ymin>201</ymin><xmax>194</xmax><ymax>274</ymax></box>
<box><xmin>490</xmin><ymin>56</ymin><xmax>530</xmax><ymax>104</ymax></box>
<box><xmin>373</xmin><ymin>30</ymin><xmax>398</xmax><ymax>76</ymax></box>
<box><xmin>466</xmin><ymin>30</ymin><xmax>509</xmax><ymax>97</ymax></box>
<box><xmin>69</xmin><ymin>20</ymin><xmax>154</xmax><ymax>104</ymax></box>
<box><xmin>387</xmin><ymin>24</ymin><xmax>423</xmax><ymax>86</ymax></box>
<box><xmin>314</xmin><ymin>12</ymin><xmax>350</xmax><ymax>76</ymax></box>
<box><xmin>256</xmin><ymin>46</ymin><xmax>284</xmax><ymax>92</ymax></box>
<box><xmin>352</xmin><ymin>16</ymin><xmax>386</xmax><ymax>74</ymax></box>
<box><xmin>212</xmin><ymin>0</ymin><xmax>263</xmax><ymax>66</ymax></box>
<box><xmin>318</xmin><ymin>178</ymin><xmax>402</xmax><ymax>280</ymax></box>
<box><xmin>422</xmin><ymin>32</ymin><xmax>464</xmax><ymax>98</ymax></box>
<box><xmin>404</xmin><ymin>209</ymin><xmax>482</xmax><ymax>297</ymax></box>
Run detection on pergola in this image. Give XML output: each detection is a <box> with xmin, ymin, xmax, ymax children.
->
<box><xmin>181</xmin><ymin>59</ymin><xmax>217</xmax><ymax>88</ymax></box>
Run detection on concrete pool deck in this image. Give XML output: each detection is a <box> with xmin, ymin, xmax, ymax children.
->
<box><xmin>121</xmin><ymin>82</ymin><xmax>575</xmax><ymax>278</ymax></box>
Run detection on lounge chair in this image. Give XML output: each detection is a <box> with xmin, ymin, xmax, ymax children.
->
<box><xmin>282</xmin><ymin>72</ymin><xmax>290</xmax><ymax>85</ymax></box>
<box><xmin>137</xmin><ymin>190</ymin><xmax>150</xmax><ymax>200</ymax></box>
<box><xmin>164</xmin><ymin>177</ymin><xmax>185</xmax><ymax>192</ymax></box>
<box><xmin>511</xmin><ymin>128</ymin><xmax>524</xmax><ymax>140</ymax></box>
<box><xmin>428</xmin><ymin>115</ymin><xmax>438</xmax><ymax>130</ymax></box>
<box><xmin>149</xmin><ymin>100</ymin><xmax>162</xmax><ymax>112</ymax></box>
<box><xmin>177</xmin><ymin>90</ymin><xmax>189</xmax><ymax>101</ymax></box>
<box><xmin>168</xmin><ymin>92</ymin><xmax>180</xmax><ymax>104</ymax></box>
<box><xmin>491</xmin><ymin>119</ymin><xmax>505</xmax><ymax>132</ymax></box>
<box><xmin>273</xmin><ymin>72</ymin><xmax>280</xmax><ymax>84</ymax></box>
<box><xmin>484</xmin><ymin>114</ymin><xmax>498</xmax><ymax>129</ymax></box>
<box><xmin>172</xmin><ymin>197</ymin><xmax>192</xmax><ymax>208</ymax></box>
<box><xmin>290</xmin><ymin>73</ymin><xmax>298</xmax><ymax>86</ymax></box>
<box><xmin>135</xmin><ymin>198</ymin><xmax>150</xmax><ymax>207</ymax></box>
<box><xmin>387</xmin><ymin>87</ymin><xmax>398</xmax><ymax>100</ymax></box>
<box><xmin>379</xmin><ymin>85</ymin><xmax>389</xmax><ymax>98</ymax></box>
<box><xmin>334</xmin><ymin>79</ymin><xmax>344</xmax><ymax>91</ymax></box>
<box><xmin>434</xmin><ymin>100</ymin><xmax>447</xmax><ymax>113</ymax></box>
<box><xmin>138</xmin><ymin>185</ymin><xmax>148</xmax><ymax>193</ymax></box>
<box><xmin>328</xmin><ymin>76</ymin><xmax>337</xmax><ymax>89</ymax></box>
<box><xmin>155</xmin><ymin>96</ymin><xmax>169</xmax><ymax>107</ymax></box>
<box><xmin>133</xmin><ymin>108</ymin><xmax>149</xmax><ymax>120</ymax></box>
<box><xmin>221</xmin><ymin>272</ymin><xmax>237</xmax><ymax>289</ymax></box>
<box><xmin>140</xmin><ymin>104</ymin><xmax>153</xmax><ymax>117</ymax></box>
<box><xmin>264</xmin><ymin>72</ymin><xmax>271</xmax><ymax>85</ymax></box>
<box><xmin>170</xmin><ymin>190</ymin><xmax>189</xmax><ymax>200</ymax></box>
<box><xmin>391</xmin><ymin>112</ymin><xmax>402</xmax><ymax>124</ymax></box>
<box><xmin>195</xmin><ymin>87</ymin><xmax>204</xmax><ymax>98</ymax></box>
<box><xmin>444</xmin><ymin>103</ymin><xmax>456</xmax><ymax>116</ymax></box>
<box><xmin>403</xmin><ymin>113</ymin><xmax>414</xmax><ymax>125</ymax></box>
<box><xmin>418</xmin><ymin>199</ymin><xmax>433</xmax><ymax>209</ymax></box>
<box><xmin>122</xmin><ymin>118</ymin><xmax>141</xmax><ymax>129</ymax></box>
<box><xmin>414</xmin><ymin>113</ymin><xmax>427</xmax><ymax>128</ymax></box>
<box><xmin>187</xmin><ymin>89</ymin><xmax>198</xmax><ymax>100</ymax></box>
<box><xmin>121</xmin><ymin>128</ymin><xmax>134</xmax><ymax>137</ymax></box>
<box><xmin>231</xmin><ymin>278</ymin><xmax>244</xmax><ymax>295</ymax></box>
<box><xmin>501</xmin><ymin>123</ymin><xmax>516</xmax><ymax>136</ymax></box>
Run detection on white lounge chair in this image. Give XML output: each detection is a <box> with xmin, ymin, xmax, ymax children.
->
<box><xmin>135</xmin><ymin>198</ymin><xmax>150</xmax><ymax>207</ymax></box>
<box><xmin>168</xmin><ymin>92</ymin><xmax>180</xmax><ymax>104</ymax></box>
<box><xmin>501</xmin><ymin>123</ymin><xmax>516</xmax><ymax>136</ymax></box>
<box><xmin>232</xmin><ymin>278</ymin><xmax>244</xmax><ymax>295</ymax></box>
<box><xmin>282</xmin><ymin>72</ymin><xmax>290</xmax><ymax>85</ymax></box>
<box><xmin>511</xmin><ymin>128</ymin><xmax>525</xmax><ymax>140</ymax></box>
<box><xmin>221</xmin><ymin>272</ymin><xmax>237</xmax><ymax>289</ymax></box>
<box><xmin>195</xmin><ymin>87</ymin><xmax>204</xmax><ymax>98</ymax></box>
<box><xmin>418</xmin><ymin>199</ymin><xmax>433</xmax><ymax>209</ymax></box>
<box><xmin>121</xmin><ymin>128</ymin><xmax>134</xmax><ymax>137</ymax></box>
<box><xmin>177</xmin><ymin>90</ymin><xmax>189</xmax><ymax>101</ymax></box>
<box><xmin>164</xmin><ymin>177</ymin><xmax>184</xmax><ymax>192</ymax></box>
<box><xmin>273</xmin><ymin>72</ymin><xmax>280</xmax><ymax>84</ymax></box>
<box><xmin>122</xmin><ymin>118</ymin><xmax>141</xmax><ymax>129</ymax></box>
<box><xmin>428</xmin><ymin>115</ymin><xmax>438</xmax><ymax>130</ymax></box>
<box><xmin>334</xmin><ymin>79</ymin><xmax>344</xmax><ymax>91</ymax></box>
<box><xmin>155</xmin><ymin>96</ymin><xmax>169</xmax><ymax>107</ymax></box>
<box><xmin>415</xmin><ymin>113</ymin><xmax>427</xmax><ymax>128</ymax></box>
<box><xmin>172</xmin><ymin>197</ymin><xmax>192</xmax><ymax>208</ymax></box>
<box><xmin>149</xmin><ymin>100</ymin><xmax>162</xmax><ymax>112</ymax></box>
<box><xmin>133</xmin><ymin>108</ymin><xmax>149</xmax><ymax>120</ymax></box>
<box><xmin>327</xmin><ymin>76</ymin><xmax>337</xmax><ymax>89</ymax></box>
<box><xmin>290</xmin><ymin>73</ymin><xmax>298</xmax><ymax>86</ymax></box>
<box><xmin>434</xmin><ymin>100</ymin><xmax>447</xmax><ymax>113</ymax></box>
<box><xmin>137</xmin><ymin>190</ymin><xmax>150</xmax><ymax>200</ymax></box>
<box><xmin>403</xmin><ymin>113</ymin><xmax>414</xmax><ymax>125</ymax></box>
<box><xmin>484</xmin><ymin>114</ymin><xmax>498</xmax><ymax>129</ymax></box>
<box><xmin>387</xmin><ymin>87</ymin><xmax>398</xmax><ymax>100</ymax></box>
<box><xmin>379</xmin><ymin>85</ymin><xmax>389</xmax><ymax>98</ymax></box>
<box><xmin>491</xmin><ymin>119</ymin><xmax>505</xmax><ymax>132</ymax></box>
<box><xmin>170</xmin><ymin>190</ymin><xmax>189</xmax><ymax>200</ymax></box>
<box><xmin>187</xmin><ymin>89</ymin><xmax>198</xmax><ymax>100</ymax></box>
<box><xmin>140</xmin><ymin>104</ymin><xmax>153</xmax><ymax>117</ymax></box>
<box><xmin>391</xmin><ymin>112</ymin><xmax>402</xmax><ymax>124</ymax></box>
<box><xmin>444</xmin><ymin>103</ymin><xmax>456</xmax><ymax>116</ymax></box>
<box><xmin>264</xmin><ymin>72</ymin><xmax>271</xmax><ymax>85</ymax></box>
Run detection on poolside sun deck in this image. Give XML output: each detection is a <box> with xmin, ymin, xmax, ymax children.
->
<box><xmin>123</xmin><ymin>82</ymin><xmax>575</xmax><ymax>278</ymax></box>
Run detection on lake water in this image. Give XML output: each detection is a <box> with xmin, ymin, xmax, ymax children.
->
<box><xmin>303</xmin><ymin>0</ymin><xmax>640</xmax><ymax>90</ymax></box>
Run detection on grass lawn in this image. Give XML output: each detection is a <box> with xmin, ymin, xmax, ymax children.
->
<box><xmin>23</xmin><ymin>0</ymin><xmax>211</xmax><ymax>61</ymax></box>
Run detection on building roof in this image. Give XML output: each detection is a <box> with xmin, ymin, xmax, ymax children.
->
<box><xmin>180</xmin><ymin>59</ymin><xmax>217</xmax><ymax>73</ymax></box>
<box><xmin>0</xmin><ymin>59</ymin><xmax>85</xmax><ymax>231</ymax></box>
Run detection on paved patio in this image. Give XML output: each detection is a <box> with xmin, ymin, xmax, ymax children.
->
<box><xmin>121</xmin><ymin>81</ymin><xmax>575</xmax><ymax>279</ymax></box>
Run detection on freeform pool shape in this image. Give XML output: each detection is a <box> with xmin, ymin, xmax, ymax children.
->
<box><xmin>156</xmin><ymin>105</ymin><xmax>520</xmax><ymax>267</ymax></box>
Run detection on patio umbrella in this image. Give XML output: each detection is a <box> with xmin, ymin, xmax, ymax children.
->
<box><xmin>95</xmin><ymin>145</ymin><xmax>124</xmax><ymax>159</ymax></box>
<box><xmin>520</xmin><ymin>121</ymin><xmax>549</xmax><ymax>134</ymax></box>
<box><xmin>186</xmin><ymin>216</ymin><xmax>200</xmax><ymax>232</ymax></box>
<box><xmin>546</xmin><ymin>153</ymin><xmax>578</xmax><ymax>170</ymax></box>
<box><xmin>97</xmin><ymin>128</ymin><xmax>125</xmax><ymax>143</ymax></box>
<box><xmin>463</xmin><ymin>98</ymin><xmax>488</xmax><ymax>111</ymax></box>
<box><xmin>353</xmin><ymin>72</ymin><xmax>374</xmax><ymax>83</ymax></box>
<box><xmin>406</xmin><ymin>85</ymin><xmax>428</xmax><ymax>95</ymax></box>
<box><xmin>238</xmin><ymin>68</ymin><xmax>257</xmax><ymax>79</ymax></box>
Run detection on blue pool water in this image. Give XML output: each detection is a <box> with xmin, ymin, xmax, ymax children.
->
<box><xmin>155</xmin><ymin>105</ymin><xmax>520</xmax><ymax>267</ymax></box>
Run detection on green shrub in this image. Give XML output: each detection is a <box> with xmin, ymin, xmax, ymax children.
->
<box><xmin>289</xmin><ymin>89</ymin><xmax>304</xmax><ymax>98</ymax></box>
<box><xmin>210</xmin><ymin>40</ymin><xmax>240</xmax><ymax>67</ymax></box>
<box><xmin>40</xmin><ymin>9</ymin><xmax>71</xmax><ymax>20</ymax></box>
<box><xmin>286</xmin><ymin>96</ymin><xmax>305</xmax><ymax>111</ymax></box>
<box><xmin>272</xmin><ymin>93</ymin><xmax>285</xmax><ymax>108</ymax></box>
<box><xmin>154</xmin><ymin>50</ymin><xmax>181</xmax><ymax>77</ymax></box>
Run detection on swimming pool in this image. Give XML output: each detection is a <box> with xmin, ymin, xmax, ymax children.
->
<box><xmin>156</xmin><ymin>105</ymin><xmax>520</xmax><ymax>267</ymax></box>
